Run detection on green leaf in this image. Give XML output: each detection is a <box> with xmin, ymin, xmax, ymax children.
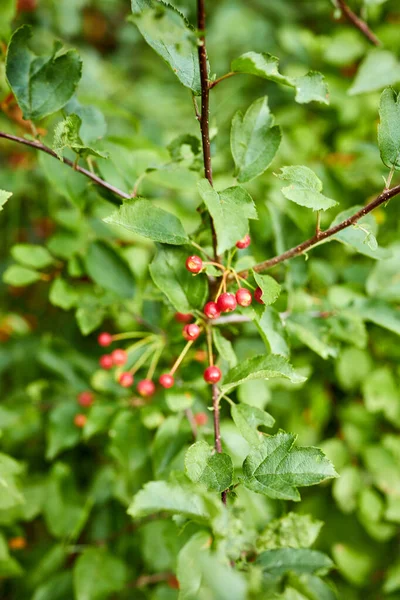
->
<box><xmin>32</xmin><ymin>573</ymin><xmax>73</xmax><ymax>600</ymax></box>
<box><xmin>289</xmin><ymin>574</ymin><xmax>337</xmax><ymax>600</ymax></box>
<box><xmin>149</xmin><ymin>244</ymin><xmax>208</xmax><ymax>312</ymax></box>
<box><xmin>286</xmin><ymin>314</ymin><xmax>338</xmax><ymax>359</ymax></box>
<box><xmin>185</xmin><ymin>441</ymin><xmax>233</xmax><ymax>492</ymax></box>
<box><xmin>198</xmin><ymin>179</ymin><xmax>258</xmax><ymax>254</ymax></box>
<box><xmin>378</xmin><ymin>87</ymin><xmax>400</xmax><ymax>171</ymax></box>
<box><xmin>0</xmin><ymin>533</ymin><xmax>23</xmax><ymax>577</ymax></box>
<box><xmin>0</xmin><ymin>190</ymin><xmax>12</xmax><ymax>211</ymax></box>
<box><xmin>242</xmin><ymin>432</ymin><xmax>337</xmax><ymax>500</ymax></box>
<box><xmin>49</xmin><ymin>278</ymin><xmax>79</xmax><ymax>310</ymax></box>
<box><xmin>276</xmin><ymin>166</ymin><xmax>337</xmax><ymax>211</ymax></box>
<box><xmin>46</xmin><ymin>403</ymin><xmax>81</xmax><ymax>460</ymax></box>
<box><xmin>355</xmin><ymin>298</ymin><xmax>400</xmax><ymax>335</ymax></box>
<box><xmin>130</xmin><ymin>0</ymin><xmax>201</xmax><ymax>94</ymax></box>
<box><xmin>3</xmin><ymin>265</ymin><xmax>41</xmax><ymax>286</ymax></box>
<box><xmin>329</xmin><ymin>206</ymin><xmax>389</xmax><ymax>259</ymax></box>
<box><xmin>84</xmin><ymin>241</ymin><xmax>135</xmax><ymax>299</ymax></box>
<box><xmin>212</xmin><ymin>328</ymin><xmax>237</xmax><ymax>368</ymax></box>
<box><xmin>222</xmin><ymin>354</ymin><xmax>306</xmax><ymax>394</ymax></box>
<box><xmin>231</xmin><ymin>52</ymin><xmax>329</xmax><ymax>104</ymax></box>
<box><xmin>0</xmin><ymin>0</ymin><xmax>16</xmax><ymax>38</ymax></box>
<box><xmin>231</xmin><ymin>403</ymin><xmax>275</xmax><ymax>446</ymax></box>
<box><xmin>253</xmin><ymin>307</ymin><xmax>290</xmax><ymax>357</ymax></box>
<box><xmin>231</xmin><ymin>96</ymin><xmax>281</xmax><ymax>183</ymax></box>
<box><xmin>367</xmin><ymin>243</ymin><xmax>400</xmax><ymax>301</ymax></box>
<box><xmin>73</xmin><ymin>548</ymin><xmax>127</xmax><ymax>600</ymax></box>
<box><xmin>384</xmin><ymin>559</ymin><xmax>400</xmax><ymax>594</ymax></box>
<box><xmin>6</xmin><ymin>25</ymin><xmax>82</xmax><ymax>120</ymax></box>
<box><xmin>0</xmin><ymin>453</ymin><xmax>24</xmax><ymax>510</ymax></box>
<box><xmin>332</xmin><ymin>465</ymin><xmax>362</xmax><ymax>513</ymax></box>
<box><xmin>11</xmin><ymin>244</ymin><xmax>54</xmax><ymax>269</ymax></box>
<box><xmin>253</xmin><ymin>272</ymin><xmax>281</xmax><ymax>306</ymax></box>
<box><xmin>104</xmin><ymin>199</ymin><xmax>188</xmax><ymax>245</ymax></box>
<box><xmin>256</xmin><ymin>512</ymin><xmax>323</xmax><ymax>551</ymax></box>
<box><xmin>349</xmin><ymin>49</ymin><xmax>400</xmax><ymax>95</ymax></box>
<box><xmin>53</xmin><ymin>114</ymin><xmax>108</xmax><ymax>161</ymax></box>
<box><xmin>363</xmin><ymin>367</ymin><xmax>400</xmax><ymax>426</ymax></box>
<box><xmin>256</xmin><ymin>548</ymin><xmax>333</xmax><ymax>576</ymax></box>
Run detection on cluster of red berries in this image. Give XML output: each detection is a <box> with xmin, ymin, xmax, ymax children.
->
<box><xmin>74</xmin><ymin>390</ymin><xmax>95</xmax><ymax>428</ymax></box>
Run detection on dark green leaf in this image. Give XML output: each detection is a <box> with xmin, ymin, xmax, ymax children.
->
<box><xmin>378</xmin><ymin>87</ymin><xmax>400</xmax><ymax>171</ymax></box>
<box><xmin>212</xmin><ymin>328</ymin><xmax>237</xmax><ymax>368</ymax></box>
<box><xmin>253</xmin><ymin>307</ymin><xmax>290</xmax><ymax>357</ymax></box>
<box><xmin>329</xmin><ymin>207</ymin><xmax>389</xmax><ymax>259</ymax></box>
<box><xmin>46</xmin><ymin>403</ymin><xmax>81</xmax><ymax>460</ymax></box>
<box><xmin>73</xmin><ymin>548</ymin><xmax>127</xmax><ymax>600</ymax></box>
<box><xmin>256</xmin><ymin>548</ymin><xmax>333</xmax><ymax>576</ymax></box>
<box><xmin>231</xmin><ymin>403</ymin><xmax>275</xmax><ymax>446</ymax></box>
<box><xmin>84</xmin><ymin>241</ymin><xmax>135</xmax><ymax>299</ymax></box>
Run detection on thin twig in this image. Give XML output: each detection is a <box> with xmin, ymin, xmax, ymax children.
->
<box><xmin>0</xmin><ymin>131</ymin><xmax>131</xmax><ymax>200</ymax></box>
<box><xmin>208</xmin><ymin>71</ymin><xmax>237</xmax><ymax>89</ymax></box>
<box><xmin>238</xmin><ymin>182</ymin><xmax>400</xmax><ymax>278</ymax></box>
<box><xmin>185</xmin><ymin>408</ymin><xmax>198</xmax><ymax>440</ymax></box>
<box><xmin>335</xmin><ymin>0</ymin><xmax>381</xmax><ymax>46</ymax></box>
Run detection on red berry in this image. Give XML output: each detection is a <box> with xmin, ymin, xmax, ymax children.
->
<box><xmin>182</xmin><ymin>323</ymin><xmax>201</xmax><ymax>341</ymax></box>
<box><xmin>137</xmin><ymin>379</ymin><xmax>156</xmax><ymax>397</ymax></box>
<box><xmin>74</xmin><ymin>413</ymin><xmax>87</xmax><ymax>428</ymax></box>
<box><xmin>254</xmin><ymin>287</ymin><xmax>264</xmax><ymax>304</ymax></box>
<box><xmin>175</xmin><ymin>312</ymin><xmax>192</xmax><ymax>323</ymax></box>
<box><xmin>99</xmin><ymin>354</ymin><xmax>113</xmax><ymax>370</ymax></box>
<box><xmin>194</xmin><ymin>412</ymin><xmax>208</xmax><ymax>426</ymax></box>
<box><xmin>204</xmin><ymin>301</ymin><xmax>221</xmax><ymax>319</ymax></box>
<box><xmin>217</xmin><ymin>292</ymin><xmax>237</xmax><ymax>313</ymax></box>
<box><xmin>159</xmin><ymin>373</ymin><xmax>174</xmax><ymax>388</ymax></box>
<box><xmin>236</xmin><ymin>234</ymin><xmax>251</xmax><ymax>249</ymax></box>
<box><xmin>77</xmin><ymin>391</ymin><xmax>94</xmax><ymax>408</ymax></box>
<box><xmin>236</xmin><ymin>287</ymin><xmax>253</xmax><ymax>307</ymax></box>
<box><xmin>111</xmin><ymin>348</ymin><xmax>128</xmax><ymax>366</ymax></box>
<box><xmin>185</xmin><ymin>255</ymin><xmax>203</xmax><ymax>274</ymax></box>
<box><xmin>203</xmin><ymin>365</ymin><xmax>222</xmax><ymax>384</ymax></box>
<box><xmin>98</xmin><ymin>332</ymin><xmax>112</xmax><ymax>347</ymax></box>
<box><xmin>119</xmin><ymin>372</ymin><xmax>134</xmax><ymax>387</ymax></box>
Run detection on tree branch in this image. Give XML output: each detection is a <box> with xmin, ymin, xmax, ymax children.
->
<box><xmin>208</xmin><ymin>71</ymin><xmax>236</xmax><ymax>89</ymax></box>
<box><xmin>335</xmin><ymin>0</ymin><xmax>381</xmax><ymax>46</ymax></box>
<box><xmin>238</xmin><ymin>183</ymin><xmax>400</xmax><ymax>278</ymax></box>
<box><xmin>212</xmin><ymin>382</ymin><xmax>227</xmax><ymax>505</ymax></box>
<box><xmin>0</xmin><ymin>131</ymin><xmax>132</xmax><ymax>200</ymax></box>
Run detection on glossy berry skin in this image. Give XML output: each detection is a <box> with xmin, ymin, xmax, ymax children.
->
<box><xmin>74</xmin><ymin>413</ymin><xmax>87</xmax><ymax>428</ymax></box>
<box><xmin>182</xmin><ymin>323</ymin><xmax>201</xmax><ymax>341</ymax></box>
<box><xmin>99</xmin><ymin>354</ymin><xmax>113</xmax><ymax>370</ymax></box>
<box><xmin>217</xmin><ymin>292</ymin><xmax>237</xmax><ymax>313</ymax></box>
<box><xmin>175</xmin><ymin>312</ymin><xmax>192</xmax><ymax>323</ymax></box>
<box><xmin>98</xmin><ymin>332</ymin><xmax>112</xmax><ymax>347</ymax></box>
<box><xmin>185</xmin><ymin>255</ymin><xmax>203</xmax><ymax>274</ymax></box>
<box><xmin>254</xmin><ymin>287</ymin><xmax>264</xmax><ymax>304</ymax></box>
<box><xmin>111</xmin><ymin>348</ymin><xmax>128</xmax><ymax>366</ymax></box>
<box><xmin>119</xmin><ymin>372</ymin><xmax>134</xmax><ymax>388</ymax></box>
<box><xmin>236</xmin><ymin>287</ymin><xmax>253</xmax><ymax>307</ymax></box>
<box><xmin>137</xmin><ymin>379</ymin><xmax>156</xmax><ymax>397</ymax></box>
<box><xmin>77</xmin><ymin>391</ymin><xmax>94</xmax><ymax>408</ymax></box>
<box><xmin>203</xmin><ymin>365</ymin><xmax>222</xmax><ymax>384</ymax></box>
<box><xmin>194</xmin><ymin>412</ymin><xmax>208</xmax><ymax>426</ymax></box>
<box><xmin>159</xmin><ymin>373</ymin><xmax>175</xmax><ymax>388</ymax></box>
<box><xmin>204</xmin><ymin>301</ymin><xmax>220</xmax><ymax>319</ymax></box>
<box><xmin>236</xmin><ymin>234</ymin><xmax>251</xmax><ymax>249</ymax></box>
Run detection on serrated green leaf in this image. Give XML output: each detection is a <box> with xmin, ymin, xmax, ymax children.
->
<box><xmin>277</xmin><ymin>166</ymin><xmax>337</xmax><ymax>211</ymax></box>
<box><xmin>231</xmin><ymin>403</ymin><xmax>275</xmax><ymax>446</ymax></box>
<box><xmin>198</xmin><ymin>179</ymin><xmax>257</xmax><ymax>254</ymax></box>
<box><xmin>213</xmin><ymin>328</ymin><xmax>237</xmax><ymax>368</ymax></box>
<box><xmin>6</xmin><ymin>25</ymin><xmax>82</xmax><ymax>120</ymax></box>
<box><xmin>11</xmin><ymin>244</ymin><xmax>54</xmax><ymax>269</ymax></box>
<box><xmin>253</xmin><ymin>272</ymin><xmax>281</xmax><ymax>306</ymax></box>
<box><xmin>349</xmin><ymin>49</ymin><xmax>400</xmax><ymax>95</ymax></box>
<box><xmin>0</xmin><ymin>189</ymin><xmax>12</xmax><ymax>211</ymax></box>
<box><xmin>73</xmin><ymin>548</ymin><xmax>127</xmax><ymax>600</ymax></box>
<box><xmin>185</xmin><ymin>441</ymin><xmax>233</xmax><ymax>492</ymax></box>
<box><xmin>329</xmin><ymin>206</ymin><xmax>389</xmax><ymax>259</ymax></box>
<box><xmin>378</xmin><ymin>87</ymin><xmax>400</xmax><ymax>171</ymax></box>
<box><xmin>84</xmin><ymin>241</ymin><xmax>135</xmax><ymax>299</ymax></box>
<box><xmin>242</xmin><ymin>432</ymin><xmax>337</xmax><ymax>500</ymax></box>
<box><xmin>149</xmin><ymin>244</ymin><xmax>208</xmax><ymax>312</ymax></box>
<box><xmin>53</xmin><ymin>114</ymin><xmax>108</xmax><ymax>161</ymax></box>
<box><xmin>231</xmin><ymin>52</ymin><xmax>329</xmax><ymax>104</ymax></box>
<box><xmin>231</xmin><ymin>96</ymin><xmax>281</xmax><ymax>183</ymax></box>
<box><xmin>256</xmin><ymin>548</ymin><xmax>333</xmax><ymax>576</ymax></box>
<box><xmin>3</xmin><ymin>265</ymin><xmax>41</xmax><ymax>286</ymax></box>
<box><xmin>130</xmin><ymin>0</ymin><xmax>201</xmax><ymax>94</ymax></box>
<box><xmin>104</xmin><ymin>199</ymin><xmax>188</xmax><ymax>245</ymax></box>
<box><xmin>256</xmin><ymin>512</ymin><xmax>323</xmax><ymax>551</ymax></box>
<box><xmin>286</xmin><ymin>313</ymin><xmax>338</xmax><ymax>359</ymax></box>
<box><xmin>222</xmin><ymin>354</ymin><xmax>306</xmax><ymax>394</ymax></box>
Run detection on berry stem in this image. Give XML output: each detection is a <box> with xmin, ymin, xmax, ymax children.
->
<box><xmin>126</xmin><ymin>335</ymin><xmax>156</xmax><ymax>356</ymax></box>
<box><xmin>128</xmin><ymin>344</ymin><xmax>159</xmax><ymax>376</ymax></box>
<box><xmin>170</xmin><ymin>340</ymin><xmax>194</xmax><ymax>376</ymax></box>
<box><xmin>146</xmin><ymin>344</ymin><xmax>164</xmax><ymax>380</ymax></box>
<box><xmin>112</xmin><ymin>332</ymin><xmax>151</xmax><ymax>341</ymax></box>
<box><xmin>206</xmin><ymin>326</ymin><xmax>214</xmax><ymax>367</ymax></box>
<box><xmin>190</xmin><ymin>240</ymin><xmax>214</xmax><ymax>262</ymax></box>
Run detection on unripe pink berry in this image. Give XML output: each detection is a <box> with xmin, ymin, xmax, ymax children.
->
<box><xmin>175</xmin><ymin>312</ymin><xmax>192</xmax><ymax>323</ymax></box>
<box><xmin>182</xmin><ymin>323</ymin><xmax>201</xmax><ymax>341</ymax></box>
<box><xmin>194</xmin><ymin>412</ymin><xmax>208</xmax><ymax>426</ymax></box>
<box><xmin>236</xmin><ymin>234</ymin><xmax>251</xmax><ymax>249</ymax></box>
<box><xmin>99</xmin><ymin>354</ymin><xmax>113</xmax><ymax>370</ymax></box>
<box><xmin>185</xmin><ymin>255</ymin><xmax>203</xmax><ymax>274</ymax></box>
<box><xmin>111</xmin><ymin>348</ymin><xmax>128</xmax><ymax>366</ymax></box>
<box><xmin>204</xmin><ymin>301</ymin><xmax>221</xmax><ymax>319</ymax></box>
<box><xmin>74</xmin><ymin>413</ymin><xmax>87</xmax><ymax>428</ymax></box>
<box><xmin>77</xmin><ymin>391</ymin><xmax>94</xmax><ymax>407</ymax></box>
<box><xmin>236</xmin><ymin>287</ymin><xmax>253</xmax><ymax>307</ymax></box>
<box><xmin>119</xmin><ymin>372</ymin><xmax>134</xmax><ymax>387</ymax></box>
<box><xmin>159</xmin><ymin>373</ymin><xmax>174</xmax><ymax>388</ymax></box>
<box><xmin>98</xmin><ymin>332</ymin><xmax>112</xmax><ymax>347</ymax></box>
<box><xmin>217</xmin><ymin>292</ymin><xmax>237</xmax><ymax>313</ymax></box>
<box><xmin>137</xmin><ymin>379</ymin><xmax>156</xmax><ymax>397</ymax></box>
<box><xmin>203</xmin><ymin>365</ymin><xmax>222</xmax><ymax>384</ymax></box>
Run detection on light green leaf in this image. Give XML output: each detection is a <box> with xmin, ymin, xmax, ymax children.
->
<box><xmin>378</xmin><ymin>87</ymin><xmax>400</xmax><ymax>171</ymax></box>
<box><xmin>46</xmin><ymin>403</ymin><xmax>81</xmax><ymax>460</ymax></box>
<box><xmin>53</xmin><ymin>114</ymin><xmax>108</xmax><ymax>161</ymax></box>
<box><xmin>3</xmin><ymin>265</ymin><xmax>41</xmax><ymax>286</ymax></box>
<box><xmin>0</xmin><ymin>453</ymin><xmax>24</xmax><ymax>510</ymax></box>
<box><xmin>212</xmin><ymin>328</ymin><xmax>237</xmax><ymax>368</ymax></box>
<box><xmin>0</xmin><ymin>190</ymin><xmax>12</xmax><ymax>211</ymax></box>
<box><xmin>11</xmin><ymin>244</ymin><xmax>54</xmax><ymax>269</ymax></box>
<box><xmin>32</xmin><ymin>573</ymin><xmax>73</xmax><ymax>600</ymax></box>
<box><xmin>355</xmin><ymin>298</ymin><xmax>400</xmax><ymax>335</ymax></box>
<box><xmin>253</xmin><ymin>271</ymin><xmax>281</xmax><ymax>306</ymax></box>
<box><xmin>242</xmin><ymin>432</ymin><xmax>337</xmax><ymax>500</ymax></box>
<box><xmin>231</xmin><ymin>403</ymin><xmax>275</xmax><ymax>446</ymax></box>
<box><xmin>363</xmin><ymin>367</ymin><xmax>400</xmax><ymax>426</ymax></box>
<box><xmin>0</xmin><ymin>0</ymin><xmax>16</xmax><ymax>38</ymax></box>
<box><xmin>231</xmin><ymin>96</ymin><xmax>281</xmax><ymax>183</ymax></box>
<box><xmin>384</xmin><ymin>559</ymin><xmax>400</xmax><ymax>594</ymax></box>
<box><xmin>329</xmin><ymin>206</ymin><xmax>389</xmax><ymax>259</ymax></box>
<box><xmin>73</xmin><ymin>548</ymin><xmax>127</xmax><ymax>600</ymax></box>
<box><xmin>253</xmin><ymin>307</ymin><xmax>290</xmax><ymax>357</ymax></box>
<box><xmin>256</xmin><ymin>512</ymin><xmax>323</xmax><ymax>551</ymax></box>
<box><xmin>332</xmin><ymin>465</ymin><xmax>362</xmax><ymax>513</ymax></box>
<box><xmin>286</xmin><ymin>314</ymin><xmax>338</xmax><ymax>359</ymax></box>
<box><xmin>349</xmin><ymin>49</ymin><xmax>400</xmax><ymax>95</ymax></box>
<box><xmin>367</xmin><ymin>243</ymin><xmax>400</xmax><ymax>301</ymax></box>
<box><xmin>130</xmin><ymin>0</ymin><xmax>201</xmax><ymax>94</ymax></box>
<box><xmin>231</xmin><ymin>52</ymin><xmax>329</xmax><ymax>104</ymax></box>
<box><xmin>198</xmin><ymin>179</ymin><xmax>257</xmax><ymax>254</ymax></box>
<box><xmin>256</xmin><ymin>548</ymin><xmax>333</xmax><ymax>576</ymax></box>
<box><xmin>185</xmin><ymin>441</ymin><xmax>233</xmax><ymax>492</ymax></box>
<box><xmin>6</xmin><ymin>25</ymin><xmax>82</xmax><ymax>120</ymax></box>
<box><xmin>49</xmin><ymin>278</ymin><xmax>79</xmax><ymax>310</ymax></box>
<box><xmin>276</xmin><ymin>166</ymin><xmax>337</xmax><ymax>211</ymax></box>
<box><xmin>222</xmin><ymin>354</ymin><xmax>306</xmax><ymax>394</ymax></box>
<box><xmin>84</xmin><ymin>241</ymin><xmax>135</xmax><ymax>299</ymax></box>
<box><xmin>104</xmin><ymin>199</ymin><xmax>188</xmax><ymax>245</ymax></box>
<box><xmin>150</xmin><ymin>245</ymin><xmax>208</xmax><ymax>312</ymax></box>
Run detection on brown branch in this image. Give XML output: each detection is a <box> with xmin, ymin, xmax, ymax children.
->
<box><xmin>212</xmin><ymin>383</ymin><xmax>227</xmax><ymax>504</ymax></box>
<box><xmin>0</xmin><ymin>131</ymin><xmax>132</xmax><ymax>200</ymax></box>
<box><xmin>238</xmin><ymin>183</ymin><xmax>400</xmax><ymax>278</ymax></box>
<box><xmin>208</xmin><ymin>71</ymin><xmax>237</xmax><ymax>89</ymax></box>
<box><xmin>335</xmin><ymin>0</ymin><xmax>381</xmax><ymax>46</ymax></box>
